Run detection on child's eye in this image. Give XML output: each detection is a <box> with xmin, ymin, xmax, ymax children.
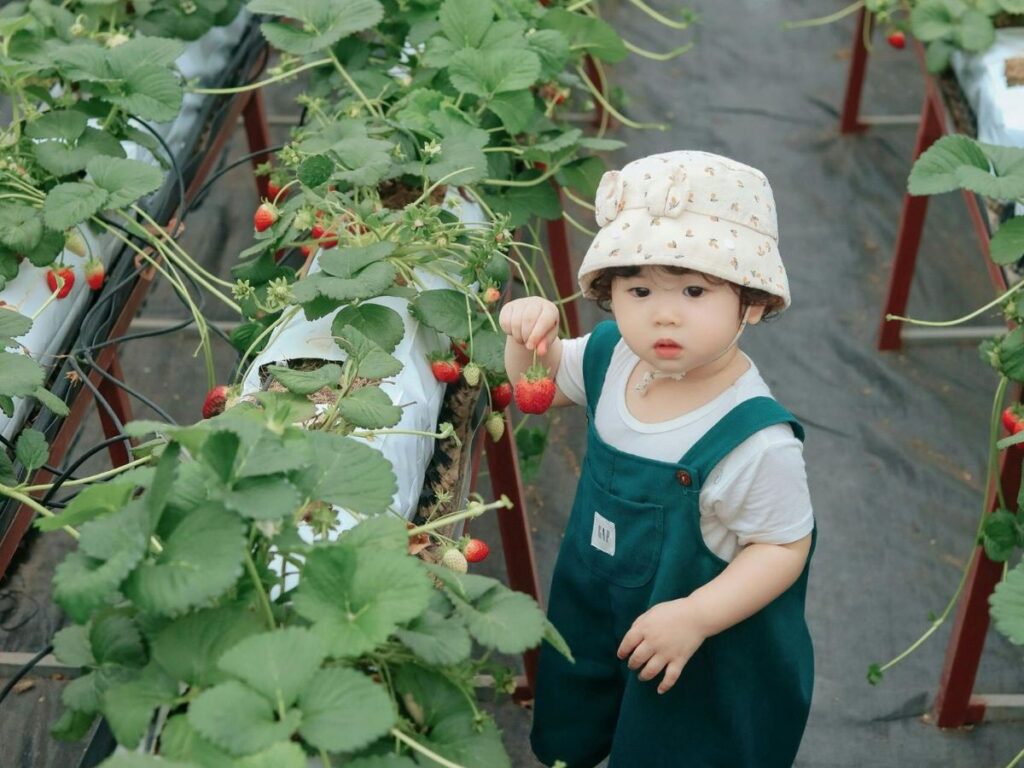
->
<box><xmin>683</xmin><ymin>286</ymin><xmax>706</xmax><ymax>298</ymax></box>
<box><xmin>629</xmin><ymin>287</ymin><xmax>650</xmax><ymax>298</ymax></box>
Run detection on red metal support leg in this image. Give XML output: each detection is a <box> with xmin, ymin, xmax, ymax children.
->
<box><xmin>877</xmin><ymin>92</ymin><xmax>945</xmax><ymax>351</ymax></box>
<box><xmin>840</xmin><ymin>6</ymin><xmax>873</xmax><ymax>134</ymax></box>
<box><xmin>546</xmin><ymin>185</ymin><xmax>581</xmax><ymax>339</ymax></box>
<box><xmin>585</xmin><ymin>54</ymin><xmax>607</xmax><ymax>130</ymax></box>
<box><xmin>933</xmin><ymin>444</ymin><xmax>1023</xmax><ymax>727</ymax></box>
<box><xmin>242</xmin><ymin>90</ymin><xmax>273</xmax><ymax>201</ymax></box>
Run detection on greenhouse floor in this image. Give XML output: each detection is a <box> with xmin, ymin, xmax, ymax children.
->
<box><xmin>3</xmin><ymin>0</ymin><xmax>1024</xmax><ymax>766</ymax></box>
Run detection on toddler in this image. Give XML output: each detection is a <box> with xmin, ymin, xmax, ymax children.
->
<box><xmin>499</xmin><ymin>151</ymin><xmax>815</xmax><ymax>768</ymax></box>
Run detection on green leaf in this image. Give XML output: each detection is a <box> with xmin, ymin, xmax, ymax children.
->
<box><xmin>36</xmin><ymin>482</ymin><xmax>134</xmax><ymax>532</ymax></box>
<box><xmin>124</xmin><ymin>503</ymin><xmax>246</xmax><ymax>616</ymax></box>
<box><xmin>24</xmin><ymin>227</ymin><xmax>65</xmax><ymax>268</ymax></box>
<box><xmin>110</xmin><ymin>64</ymin><xmax>183</xmax><ymax>122</ymax></box>
<box><xmin>218</xmin><ymin>627</ymin><xmax>326</xmax><ymax>707</ymax></box>
<box><xmin>33</xmin><ymin>126</ymin><xmax>127</xmax><ymax>177</ymax></box>
<box><xmin>990</xmin><ymin>217</ymin><xmax>1024</xmax><ymax>265</ymax></box>
<box><xmin>292</xmin><ymin>261</ymin><xmax>398</xmax><ymax>304</ymax></box>
<box><xmin>990</xmin><ymin>560</ymin><xmax>1024</xmax><ymax>644</ymax></box>
<box><xmin>87</xmin><ymin>156</ymin><xmax>163</xmax><ymax>209</ymax></box>
<box><xmin>924</xmin><ymin>38</ymin><xmax>953</xmax><ymax>73</ymax></box>
<box><xmin>90</xmin><ymin>612</ymin><xmax>146</xmax><ymax>667</ymax></box>
<box><xmin>0</xmin><ymin>309</ymin><xmax>32</xmax><ymax>345</ymax></box>
<box><xmin>25</xmin><ymin>109</ymin><xmax>87</xmax><ymax>142</ymax></box>
<box><xmin>0</xmin><ymin>351</ymin><xmax>45</xmax><ymax>397</ymax></box>
<box><xmin>527</xmin><ymin>28</ymin><xmax>571</xmax><ymax>79</ymax></box>
<box><xmin>319</xmin><ymin>242</ymin><xmax>395</xmax><ymax>279</ymax></box>
<box><xmin>291</xmin><ymin>431</ymin><xmax>397</xmax><ymax>515</ymax></box>
<box><xmin>454</xmin><ymin>582</ymin><xmax>546</xmax><ymax>653</ymax></box>
<box><xmin>438</xmin><ymin>0</ymin><xmax>492</xmax><ymax>48</ymax></box>
<box><xmin>153</xmin><ymin>602</ymin><xmax>265</xmax><ymax>687</ymax></box>
<box><xmin>235</xmin><ymin>742</ymin><xmax>308</xmax><ymax>768</ymax></box>
<box><xmin>0</xmin><ymin>204</ymin><xmax>43</xmax><ymax>252</ymax></box>
<box><xmin>110</xmin><ymin>35</ymin><xmax>185</xmax><ymax>68</ymax></box>
<box><xmin>224</xmin><ymin>476</ymin><xmax>302</xmax><ymax>520</ymax></box>
<box><xmin>423</xmin><ymin>132</ymin><xmax>488</xmax><ymax>186</ymax></box>
<box><xmin>332</xmin><ymin>302</ymin><xmax>406</xmax><ymax>353</ymax></box>
<box><xmin>911</xmin><ymin>0</ymin><xmax>960</xmax><ymax>41</ymax></box>
<box><xmin>448</xmin><ymin>48</ymin><xmax>541</xmax><ymax>97</ymax></box>
<box><xmin>53</xmin><ymin>503</ymin><xmax>150</xmax><ymax>622</ymax></box>
<box><xmin>467</xmin><ymin>327</ymin><xmax>505</xmax><ymax>375</ymax></box>
<box><xmin>15</xmin><ymin>428</ymin><xmax>47</xmax><ymax>472</ymax></box>
<box><xmin>955</xmin><ymin>9</ymin><xmax>994</xmax><ymax>51</ymax></box>
<box><xmin>159</xmin><ymin>714</ymin><xmax>237</xmax><ymax>766</ymax></box>
<box><xmin>43</xmin><ymin>182</ymin><xmax>108</xmax><ymax>230</ymax></box>
<box><xmin>335</xmin><ymin>324</ymin><xmax>403</xmax><ymax>379</ymax></box>
<box><xmin>338</xmin><ymin>385</ymin><xmax>402</xmax><ymax>428</ymax></box>
<box><xmin>410</xmin><ymin>289</ymin><xmax>472</xmax><ymax>339</ymax></box>
<box><xmin>267</xmin><ymin>363</ymin><xmax>342</xmax><ymax>394</ymax></box>
<box><xmin>557</xmin><ymin>155</ymin><xmax>606</xmax><ymax>200</ymax></box>
<box><xmin>298</xmin><ymin>153</ymin><xmax>334</xmax><ymax>188</ymax></box>
<box><xmin>341</xmin><ymin>514</ymin><xmax>409</xmax><ymax>551</ymax></box>
<box><xmin>480</xmin><ymin>177</ymin><xmax>562</xmax><ymax>226</ymax></box>
<box><xmin>52</xmin><ymin>624</ymin><xmax>95</xmax><ymax>668</ymax></box>
<box><xmin>294</xmin><ymin>542</ymin><xmax>433</xmax><ymax>657</ymax></box>
<box><xmin>982</xmin><ymin>508</ymin><xmax>1021</xmax><ymax>562</ymax></box>
<box><xmin>486</xmin><ymin>90</ymin><xmax>535</xmax><ymax>135</ymax></box>
<box><xmin>538</xmin><ymin>8</ymin><xmax>627</xmax><ymax>63</ymax></box>
<box><xmin>188</xmin><ymin>680</ymin><xmax>302</xmax><ymax>756</ymax></box>
<box><xmin>394</xmin><ymin>606</ymin><xmax>473</xmax><ymax>665</ymax></box>
<box><xmin>298</xmin><ymin>667</ymin><xmax>396</xmax><ymax>752</ymax></box>
<box><xmin>249</xmin><ymin>0</ymin><xmax>385</xmax><ymax>55</ymax></box>
<box><xmin>100</xmin><ymin>662</ymin><xmax>178</xmax><ymax>748</ymax></box>
<box><xmin>97</xmin><ymin>754</ymin><xmax>194</xmax><ymax>768</ymax></box>
<box><xmin>908</xmin><ymin>134</ymin><xmax>990</xmax><ymax>195</ymax></box>
<box><xmin>32</xmin><ymin>384</ymin><xmax>70</xmax><ymax>416</ymax></box>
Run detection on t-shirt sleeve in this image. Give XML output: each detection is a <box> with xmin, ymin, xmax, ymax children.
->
<box><xmin>703</xmin><ymin>437</ymin><xmax>815</xmax><ymax>547</ymax></box>
<box><xmin>554</xmin><ymin>333</ymin><xmax>591</xmax><ymax>406</ymax></box>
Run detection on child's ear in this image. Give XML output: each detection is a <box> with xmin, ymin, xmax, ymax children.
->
<box><xmin>746</xmin><ymin>305</ymin><xmax>767</xmax><ymax>326</ymax></box>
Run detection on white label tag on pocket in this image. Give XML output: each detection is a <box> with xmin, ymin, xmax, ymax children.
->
<box><xmin>591</xmin><ymin>511</ymin><xmax>616</xmax><ymax>556</ymax></box>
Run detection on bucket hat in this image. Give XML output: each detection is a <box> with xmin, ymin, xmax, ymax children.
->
<box><xmin>578</xmin><ymin>151</ymin><xmax>790</xmax><ymax>309</ymax></box>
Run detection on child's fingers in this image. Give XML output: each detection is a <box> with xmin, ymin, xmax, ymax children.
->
<box><xmin>657</xmin><ymin>662</ymin><xmax>684</xmax><ymax>694</ymax></box>
<box><xmin>625</xmin><ymin>641</ymin><xmax>655</xmax><ymax>671</ymax></box>
<box><xmin>616</xmin><ymin>629</ymin><xmax>640</xmax><ymax>659</ymax></box>
<box><xmin>536</xmin><ymin>338</ymin><xmax>547</xmax><ymax>356</ymax></box>
<box><xmin>638</xmin><ymin>655</ymin><xmax>667</xmax><ymax>682</ymax></box>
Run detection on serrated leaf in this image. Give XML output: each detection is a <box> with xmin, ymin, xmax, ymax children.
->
<box><xmin>35</xmin><ymin>482</ymin><xmax>134</xmax><ymax>532</ymax></box>
<box><xmin>335</xmin><ymin>324</ymin><xmax>403</xmax><ymax>379</ymax></box>
<box><xmin>468</xmin><ymin>327</ymin><xmax>505</xmax><ymax>375</ymax></box>
<box><xmin>235</xmin><ymin>742</ymin><xmax>308</xmax><ymax>768</ymax></box>
<box><xmin>0</xmin><ymin>204</ymin><xmax>43</xmax><ymax>252</ymax></box>
<box><xmin>123</xmin><ymin>503</ymin><xmax>246</xmax><ymax>616</ymax></box>
<box><xmin>97</xmin><ymin>754</ymin><xmax>194</xmax><ymax>768</ymax></box>
<box><xmin>224</xmin><ymin>476</ymin><xmax>302</xmax><ymax>520</ymax></box>
<box><xmin>911</xmin><ymin>0</ymin><xmax>959</xmax><ymax>41</ymax></box>
<box><xmin>298</xmin><ymin>667</ymin><xmax>396</xmax><ymax>752</ymax></box>
<box><xmin>556</xmin><ymin>155</ymin><xmax>606</xmax><ymax>200</ymax></box>
<box><xmin>293</xmin><ymin>261</ymin><xmax>398</xmax><ymax>303</ymax></box>
<box><xmin>24</xmin><ymin>227</ymin><xmax>65</xmax><ymax>267</ymax></box>
<box><xmin>480</xmin><ymin>176</ymin><xmax>562</xmax><ymax>226</ymax></box>
<box><xmin>909</xmin><ymin>135</ymin><xmax>990</xmax><ymax>195</ymax></box>
<box><xmin>294</xmin><ymin>542</ymin><xmax>433</xmax><ymax>657</ymax></box>
<box><xmin>448</xmin><ymin>48</ymin><xmax>541</xmax><ymax>97</ymax></box>
<box><xmin>454</xmin><ymin>583</ymin><xmax>545</xmax><ymax>653</ymax></box>
<box><xmin>394</xmin><ymin>608</ymin><xmax>472</xmax><ymax>665</ymax></box>
<box><xmin>332</xmin><ymin>303</ymin><xmax>405</xmax><ymax>353</ymax></box>
<box><xmin>955</xmin><ymin>9</ymin><xmax>994</xmax><ymax>51</ymax></box>
<box><xmin>291</xmin><ymin>431</ymin><xmax>397</xmax><ymax>515</ymax></box>
<box><xmin>990</xmin><ymin>560</ymin><xmax>1024</xmax><ymax>644</ymax></box>
<box><xmin>1</xmin><ymin>351</ymin><xmax>45</xmax><ymax>397</ymax></box>
<box><xmin>32</xmin><ymin>384</ymin><xmax>70</xmax><ymax>416</ymax></box>
<box><xmin>409</xmin><ymin>289</ymin><xmax>472</xmax><ymax>338</ymax></box>
<box><xmin>218</xmin><ymin>627</ymin><xmax>326</xmax><ymax>707</ymax></box>
<box><xmin>268</xmin><ymin>363</ymin><xmax>342</xmax><ymax>394</ymax></box>
<box><xmin>341</xmin><ymin>514</ymin><xmax>409</xmax><ymax>551</ymax></box>
<box><xmin>100</xmin><ymin>662</ymin><xmax>178</xmax><ymax>748</ymax></box>
<box><xmin>319</xmin><ymin>241</ymin><xmax>395</xmax><ymax>279</ymax></box>
<box><xmin>990</xmin><ymin>217</ymin><xmax>1024</xmax><ymax>265</ymax></box>
<box><xmin>527</xmin><ymin>28</ymin><xmax>570</xmax><ymax>79</ymax></box>
<box><xmin>188</xmin><ymin>680</ymin><xmax>301</xmax><ymax>756</ymax></box>
<box><xmin>44</xmin><ymin>182</ymin><xmax>108</xmax><ymax>230</ymax></box>
<box><xmin>338</xmin><ymin>385</ymin><xmax>402</xmax><ymax>428</ymax></box>
<box><xmin>298</xmin><ymin>153</ymin><xmax>334</xmax><ymax>188</ymax></box>
<box><xmin>159</xmin><ymin>714</ymin><xmax>237</xmax><ymax>766</ymax></box>
<box><xmin>982</xmin><ymin>509</ymin><xmax>1020</xmax><ymax>562</ymax></box>
<box><xmin>15</xmin><ymin>428</ymin><xmax>48</xmax><ymax>472</ymax></box>
<box><xmin>110</xmin><ymin>64</ymin><xmax>183</xmax><ymax>122</ymax></box>
<box><xmin>87</xmin><ymin>156</ymin><xmax>163</xmax><ymax>209</ymax></box>
<box><xmin>52</xmin><ymin>624</ymin><xmax>96</xmax><ymax>668</ymax></box>
<box><xmin>486</xmin><ymin>90</ymin><xmax>534</xmax><ymax>135</ymax></box>
<box><xmin>108</xmin><ymin>35</ymin><xmax>185</xmax><ymax>68</ymax></box>
<box><xmin>33</xmin><ymin>126</ymin><xmax>127</xmax><ymax>177</ymax></box>
<box><xmin>538</xmin><ymin>8</ymin><xmax>627</xmax><ymax>63</ymax></box>
<box><xmin>249</xmin><ymin>0</ymin><xmax>384</xmax><ymax>55</ymax></box>
<box><xmin>25</xmin><ymin>109</ymin><xmax>87</xmax><ymax>142</ymax></box>
<box><xmin>0</xmin><ymin>308</ymin><xmax>32</xmax><ymax>345</ymax></box>
<box><xmin>153</xmin><ymin>602</ymin><xmax>265</xmax><ymax>687</ymax></box>
<box><xmin>90</xmin><ymin>612</ymin><xmax>146</xmax><ymax>667</ymax></box>
<box><xmin>438</xmin><ymin>0</ymin><xmax>492</xmax><ymax>48</ymax></box>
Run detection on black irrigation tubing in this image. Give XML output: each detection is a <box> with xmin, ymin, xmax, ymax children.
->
<box><xmin>41</xmin><ymin>432</ymin><xmax>148</xmax><ymax>506</ymax></box>
<box><xmin>129</xmin><ymin>117</ymin><xmax>187</xmax><ymax>237</ymax></box>
<box><xmin>0</xmin><ymin>644</ymin><xmax>54</xmax><ymax>709</ymax></box>
<box><xmin>185</xmin><ymin>143</ymin><xmax>287</xmax><ymax>211</ymax></box>
<box><xmin>65</xmin><ymin>358</ymin><xmax>129</xmax><ymax>451</ymax></box>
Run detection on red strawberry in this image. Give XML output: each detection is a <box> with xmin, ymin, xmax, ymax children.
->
<box><xmin>429</xmin><ymin>354</ymin><xmax>461</xmax><ymax>384</ymax></box>
<box><xmin>311</xmin><ymin>223</ymin><xmax>338</xmax><ymax>249</ymax></box>
<box><xmin>267</xmin><ymin>180</ymin><xmax>287</xmax><ymax>201</ymax></box>
<box><xmin>253</xmin><ymin>202</ymin><xmax>279</xmax><ymax>232</ymax></box>
<box><xmin>202</xmin><ymin>385</ymin><xmax>229</xmax><ymax>419</ymax></box>
<box><xmin>490</xmin><ymin>382</ymin><xmax>512</xmax><ymax>411</ymax></box>
<box><xmin>84</xmin><ymin>259</ymin><xmax>104</xmax><ymax>291</ymax></box>
<box><xmin>300</xmin><ymin>244</ymin><xmax>313</xmax><ymax>257</ymax></box>
<box><xmin>887</xmin><ymin>30</ymin><xmax>906</xmax><ymax>49</ymax></box>
<box><xmin>451</xmin><ymin>340</ymin><xmax>470</xmax><ymax>365</ymax></box>
<box><xmin>46</xmin><ymin>266</ymin><xmax>75</xmax><ymax>299</ymax></box>
<box><xmin>1002</xmin><ymin>406</ymin><xmax>1024</xmax><ymax>435</ymax></box>
<box><xmin>515</xmin><ymin>363</ymin><xmax>556</xmax><ymax>414</ymax></box>
<box><xmin>464</xmin><ymin>538</ymin><xmax>490</xmax><ymax>563</ymax></box>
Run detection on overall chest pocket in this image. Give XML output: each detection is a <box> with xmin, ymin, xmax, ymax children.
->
<box><xmin>571</xmin><ymin>480</ymin><xmax>665</xmax><ymax>589</ymax></box>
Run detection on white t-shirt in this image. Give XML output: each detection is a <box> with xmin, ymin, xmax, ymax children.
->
<box><xmin>555</xmin><ymin>334</ymin><xmax>815</xmax><ymax>563</ymax></box>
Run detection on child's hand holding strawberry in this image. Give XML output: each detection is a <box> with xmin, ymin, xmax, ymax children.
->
<box><xmin>499</xmin><ymin>297</ymin><xmax>561</xmax><ymax>357</ymax></box>
<box><xmin>499</xmin><ymin>297</ymin><xmax>569</xmax><ymax>413</ymax></box>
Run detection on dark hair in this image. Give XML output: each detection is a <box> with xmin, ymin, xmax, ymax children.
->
<box><xmin>588</xmin><ymin>265</ymin><xmax>785</xmax><ymax>319</ymax></box>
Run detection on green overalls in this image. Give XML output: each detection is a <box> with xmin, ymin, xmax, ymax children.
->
<box><xmin>531</xmin><ymin>321</ymin><xmax>815</xmax><ymax>768</ymax></box>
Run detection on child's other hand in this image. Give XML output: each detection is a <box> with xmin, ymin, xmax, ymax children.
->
<box><xmin>617</xmin><ymin>598</ymin><xmax>710</xmax><ymax>695</ymax></box>
<box><xmin>498</xmin><ymin>297</ymin><xmax>560</xmax><ymax>356</ymax></box>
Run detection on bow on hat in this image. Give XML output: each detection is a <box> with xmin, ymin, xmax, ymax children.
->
<box><xmin>593</xmin><ymin>165</ymin><xmax>690</xmax><ymax>227</ymax></box>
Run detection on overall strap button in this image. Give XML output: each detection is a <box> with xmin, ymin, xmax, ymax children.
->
<box><xmin>675</xmin><ymin>469</ymin><xmax>692</xmax><ymax>486</ymax></box>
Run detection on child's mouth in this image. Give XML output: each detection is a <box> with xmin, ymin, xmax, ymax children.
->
<box><xmin>654</xmin><ymin>340</ymin><xmax>682</xmax><ymax>358</ymax></box>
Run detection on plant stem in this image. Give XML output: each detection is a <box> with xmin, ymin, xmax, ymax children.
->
<box><xmin>576</xmin><ymin>64</ymin><xmax>667</xmax><ymax>131</ymax></box>
<box><xmin>320</xmin><ymin>748</ymin><xmax>332</xmax><ymax>767</ymax></box>
<box><xmin>0</xmin><ymin>485</ymin><xmax>79</xmax><ymax>539</ymax></box>
<box><xmin>625</xmin><ymin>0</ymin><xmax>694</xmax><ymax>29</ymax></box>
<box><xmin>245</xmin><ymin>548</ymin><xmax>276</xmax><ymax>630</ymax></box>
<box><xmin>20</xmin><ymin>455</ymin><xmax>153</xmax><ymax>492</ymax></box>
<box><xmin>781</xmin><ymin>0</ymin><xmax>865</xmax><ymax>29</ymax></box>
<box><xmin>623</xmin><ymin>39</ymin><xmax>694</xmax><ymax>60</ymax></box>
<box><xmin>192</xmin><ymin>57</ymin><xmax>332</xmax><ymax>94</ymax></box>
<box><xmin>390</xmin><ymin>728</ymin><xmax>468</xmax><ymax>768</ymax></box>
<box><xmin>886</xmin><ymin>278</ymin><xmax>1024</xmax><ymax>328</ymax></box>
<box><xmin>406</xmin><ymin>497</ymin><xmax>510</xmax><ymax>537</ymax></box>
<box><xmin>482</xmin><ymin>162</ymin><xmax>564</xmax><ymax>188</ymax></box>
<box><xmin>1007</xmin><ymin>745</ymin><xmax>1024</xmax><ymax>768</ymax></box>
<box><xmin>327</xmin><ymin>50</ymin><xmax>382</xmax><ymax>118</ymax></box>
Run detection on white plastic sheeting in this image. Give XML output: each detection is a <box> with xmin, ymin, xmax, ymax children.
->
<box><xmin>0</xmin><ymin>13</ymin><xmax>250</xmax><ymax>441</ymax></box>
<box><xmin>951</xmin><ymin>29</ymin><xmax>1024</xmax><ymax>149</ymax></box>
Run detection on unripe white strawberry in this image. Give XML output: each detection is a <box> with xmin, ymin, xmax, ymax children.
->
<box><xmin>485</xmin><ymin>411</ymin><xmax>505</xmax><ymax>442</ymax></box>
<box><xmin>441</xmin><ymin>547</ymin><xmax>468</xmax><ymax>573</ymax></box>
<box><xmin>463</xmin><ymin>362</ymin><xmax>481</xmax><ymax>387</ymax></box>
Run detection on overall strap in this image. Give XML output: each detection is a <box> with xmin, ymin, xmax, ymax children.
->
<box><xmin>581</xmin><ymin>320</ymin><xmax>621</xmax><ymax>416</ymax></box>
<box><xmin>679</xmin><ymin>396</ymin><xmax>804</xmax><ymax>485</ymax></box>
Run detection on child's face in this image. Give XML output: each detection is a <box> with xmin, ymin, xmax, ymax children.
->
<box><xmin>609</xmin><ymin>267</ymin><xmax>764</xmax><ymax>376</ymax></box>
